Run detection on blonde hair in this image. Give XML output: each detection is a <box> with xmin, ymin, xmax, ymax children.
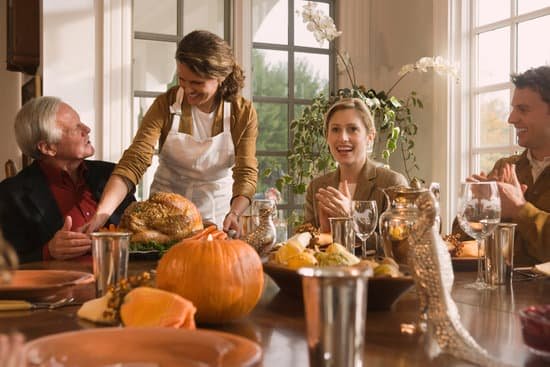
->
<box><xmin>324</xmin><ymin>98</ymin><xmax>376</xmax><ymax>137</ymax></box>
<box><xmin>14</xmin><ymin>96</ymin><xmax>62</xmax><ymax>159</ymax></box>
<box><xmin>176</xmin><ymin>30</ymin><xmax>244</xmax><ymax>102</ymax></box>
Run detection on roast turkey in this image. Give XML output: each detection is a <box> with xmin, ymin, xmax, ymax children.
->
<box><xmin>119</xmin><ymin>192</ymin><xmax>203</xmax><ymax>244</ymax></box>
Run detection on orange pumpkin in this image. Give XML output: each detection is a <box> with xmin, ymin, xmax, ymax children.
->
<box><xmin>156</xmin><ymin>237</ymin><xmax>264</xmax><ymax>324</ymax></box>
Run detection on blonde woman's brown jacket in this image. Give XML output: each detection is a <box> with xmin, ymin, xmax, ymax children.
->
<box><xmin>304</xmin><ymin>160</ymin><xmax>408</xmax><ymax>228</ymax></box>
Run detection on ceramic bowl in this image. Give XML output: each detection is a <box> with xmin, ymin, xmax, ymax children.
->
<box><xmin>263</xmin><ymin>262</ymin><xmax>414</xmax><ymax>311</ymax></box>
<box><xmin>519</xmin><ymin>304</ymin><xmax>550</xmax><ymax>359</ymax></box>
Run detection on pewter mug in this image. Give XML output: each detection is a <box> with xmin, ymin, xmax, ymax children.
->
<box><xmin>91</xmin><ymin>232</ymin><xmax>130</xmax><ymax>296</ymax></box>
<box><xmin>485</xmin><ymin>223</ymin><xmax>517</xmax><ymax>285</ymax></box>
<box><xmin>299</xmin><ymin>266</ymin><xmax>372</xmax><ymax>367</ymax></box>
<box><xmin>329</xmin><ymin>217</ymin><xmax>355</xmax><ymax>254</ymax></box>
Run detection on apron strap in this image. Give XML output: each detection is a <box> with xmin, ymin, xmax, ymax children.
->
<box><xmin>223</xmin><ymin>101</ymin><xmax>231</xmax><ymax>132</ymax></box>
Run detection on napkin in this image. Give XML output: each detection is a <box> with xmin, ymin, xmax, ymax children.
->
<box><xmin>120</xmin><ymin>287</ymin><xmax>196</xmax><ymax>329</ymax></box>
<box><xmin>77</xmin><ymin>292</ymin><xmax>114</xmax><ymax>324</ymax></box>
<box><xmin>534</xmin><ymin>262</ymin><xmax>550</xmax><ymax>276</ymax></box>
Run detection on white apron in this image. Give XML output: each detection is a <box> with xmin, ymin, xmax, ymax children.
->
<box><xmin>150</xmin><ymin>100</ymin><xmax>234</xmax><ymax>227</ymax></box>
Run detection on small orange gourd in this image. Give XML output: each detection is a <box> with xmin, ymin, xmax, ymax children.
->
<box><xmin>156</xmin><ymin>236</ymin><xmax>264</xmax><ymax>324</ymax></box>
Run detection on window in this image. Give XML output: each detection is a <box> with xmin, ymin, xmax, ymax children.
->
<box><xmin>251</xmin><ymin>0</ymin><xmax>335</xmax><ymax>233</ymax></box>
<box><xmin>132</xmin><ymin>0</ymin><xmax>228</xmax><ymax>199</ymax></box>
<box><xmin>468</xmin><ymin>0</ymin><xmax>550</xmax><ymax>173</ymax></box>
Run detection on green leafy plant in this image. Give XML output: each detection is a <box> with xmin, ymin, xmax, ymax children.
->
<box><xmin>275</xmin><ymin>2</ymin><xmax>458</xmax><ymax>195</ymax></box>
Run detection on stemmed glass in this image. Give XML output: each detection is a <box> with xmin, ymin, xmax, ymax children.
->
<box><xmin>456</xmin><ymin>182</ymin><xmax>501</xmax><ymax>290</ymax></box>
<box><xmin>351</xmin><ymin>200</ymin><xmax>378</xmax><ymax>258</ymax></box>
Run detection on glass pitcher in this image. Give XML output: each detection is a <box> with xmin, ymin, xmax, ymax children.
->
<box><xmin>378</xmin><ymin>185</ymin><xmax>428</xmax><ymax>265</ymax></box>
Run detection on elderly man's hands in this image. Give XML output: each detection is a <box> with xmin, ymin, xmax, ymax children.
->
<box><xmin>48</xmin><ymin>216</ymin><xmax>92</xmax><ymax>260</ymax></box>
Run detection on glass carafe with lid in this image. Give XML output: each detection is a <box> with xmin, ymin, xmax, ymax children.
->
<box><xmin>379</xmin><ymin>185</ymin><xmax>428</xmax><ymax>265</ymax></box>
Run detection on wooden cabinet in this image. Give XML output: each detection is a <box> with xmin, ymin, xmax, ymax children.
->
<box><xmin>6</xmin><ymin>0</ymin><xmax>40</xmax><ymax>75</ymax></box>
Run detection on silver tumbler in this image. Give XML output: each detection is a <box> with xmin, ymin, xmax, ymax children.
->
<box><xmin>299</xmin><ymin>266</ymin><xmax>372</xmax><ymax>367</ymax></box>
<box><xmin>485</xmin><ymin>223</ymin><xmax>517</xmax><ymax>285</ymax></box>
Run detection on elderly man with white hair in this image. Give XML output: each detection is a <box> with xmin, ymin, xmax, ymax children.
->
<box><xmin>0</xmin><ymin>97</ymin><xmax>134</xmax><ymax>263</ymax></box>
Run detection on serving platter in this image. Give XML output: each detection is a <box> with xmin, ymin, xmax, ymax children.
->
<box><xmin>263</xmin><ymin>262</ymin><xmax>414</xmax><ymax>311</ymax></box>
<box><xmin>24</xmin><ymin>327</ymin><xmax>262</xmax><ymax>367</ymax></box>
<box><xmin>129</xmin><ymin>249</ymin><xmax>163</xmax><ymax>261</ymax></box>
<box><xmin>0</xmin><ymin>270</ymin><xmax>94</xmax><ymax>301</ymax></box>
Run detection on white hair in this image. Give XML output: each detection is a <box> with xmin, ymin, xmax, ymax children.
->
<box><xmin>14</xmin><ymin>96</ymin><xmax>63</xmax><ymax>159</ymax></box>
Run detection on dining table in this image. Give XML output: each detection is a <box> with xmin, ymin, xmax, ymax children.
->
<box><xmin>1</xmin><ymin>258</ymin><xmax>549</xmax><ymax>367</ymax></box>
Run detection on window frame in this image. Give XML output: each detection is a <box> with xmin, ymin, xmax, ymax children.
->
<box><xmin>449</xmin><ymin>0</ymin><xmax>550</xmax><ymax>231</ymax></box>
<box><xmin>131</xmin><ymin>0</ymin><xmax>231</xmax><ymax>199</ymax></box>
<box><xmin>251</xmin><ymin>0</ymin><xmax>336</xmax><ymax>230</ymax></box>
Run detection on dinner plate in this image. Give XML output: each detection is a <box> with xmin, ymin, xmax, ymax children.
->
<box><xmin>0</xmin><ymin>270</ymin><xmax>94</xmax><ymax>301</ymax></box>
<box><xmin>263</xmin><ymin>263</ymin><xmax>414</xmax><ymax>311</ymax></box>
<box><xmin>24</xmin><ymin>327</ymin><xmax>262</xmax><ymax>367</ymax></box>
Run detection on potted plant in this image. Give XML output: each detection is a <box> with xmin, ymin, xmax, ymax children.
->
<box><xmin>273</xmin><ymin>2</ymin><xmax>459</xmax><ymax>196</ymax></box>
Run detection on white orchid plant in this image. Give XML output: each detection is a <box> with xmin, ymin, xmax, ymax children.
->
<box><xmin>277</xmin><ymin>2</ymin><xmax>459</xmax><ymax>194</ymax></box>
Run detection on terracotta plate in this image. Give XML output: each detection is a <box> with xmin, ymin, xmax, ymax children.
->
<box><xmin>0</xmin><ymin>270</ymin><xmax>94</xmax><ymax>301</ymax></box>
<box><xmin>24</xmin><ymin>327</ymin><xmax>262</xmax><ymax>367</ymax></box>
<box><xmin>263</xmin><ymin>263</ymin><xmax>414</xmax><ymax>311</ymax></box>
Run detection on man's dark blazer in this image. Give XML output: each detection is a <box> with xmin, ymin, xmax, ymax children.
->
<box><xmin>0</xmin><ymin>160</ymin><xmax>135</xmax><ymax>263</ymax></box>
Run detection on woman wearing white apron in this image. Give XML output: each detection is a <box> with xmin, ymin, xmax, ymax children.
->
<box><xmin>150</xmin><ymin>99</ymin><xmax>234</xmax><ymax>227</ymax></box>
<box><xmin>87</xmin><ymin>30</ymin><xmax>258</xmax><ymax>234</ymax></box>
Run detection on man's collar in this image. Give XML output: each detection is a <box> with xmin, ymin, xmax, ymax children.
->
<box><xmin>37</xmin><ymin>159</ymin><xmax>87</xmax><ymax>184</ymax></box>
<box><xmin>526</xmin><ymin>149</ymin><xmax>550</xmax><ymax>164</ymax></box>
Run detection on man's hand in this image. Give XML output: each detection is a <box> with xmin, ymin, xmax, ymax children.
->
<box><xmin>48</xmin><ymin>216</ymin><xmax>92</xmax><ymax>260</ymax></box>
<box><xmin>496</xmin><ymin>164</ymin><xmax>527</xmax><ymax>220</ymax></box>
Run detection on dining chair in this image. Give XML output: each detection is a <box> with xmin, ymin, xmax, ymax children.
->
<box><xmin>4</xmin><ymin>160</ymin><xmax>17</xmax><ymax>178</ymax></box>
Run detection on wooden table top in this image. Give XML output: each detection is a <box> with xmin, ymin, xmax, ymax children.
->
<box><xmin>1</xmin><ymin>260</ymin><xmax>549</xmax><ymax>367</ymax></box>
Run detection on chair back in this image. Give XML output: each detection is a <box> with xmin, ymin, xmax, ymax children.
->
<box><xmin>4</xmin><ymin>160</ymin><xmax>17</xmax><ymax>178</ymax></box>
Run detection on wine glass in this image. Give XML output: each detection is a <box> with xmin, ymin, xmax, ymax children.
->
<box><xmin>352</xmin><ymin>200</ymin><xmax>378</xmax><ymax>258</ymax></box>
<box><xmin>456</xmin><ymin>182</ymin><xmax>501</xmax><ymax>290</ymax></box>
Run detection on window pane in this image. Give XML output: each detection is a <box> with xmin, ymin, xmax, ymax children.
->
<box><xmin>294</xmin><ymin>0</ymin><xmax>330</xmax><ymax>49</ymax></box>
<box><xmin>478</xmin><ymin>90</ymin><xmax>511</xmax><ymax>147</ymax></box>
<box><xmin>257</xmin><ymin>156</ymin><xmax>288</xmax><ymax>204</ymax></box>
<box><xmin>518</xmin><ymin>0</ymin><xmax>550</xmax><ymax>14</ymax></box>
<box><xmin>518</xmin><ymin>15</ymin><xmax>550</xmax><ymax>73</ymax></box>
<box><xmin>294</xmin><ymin>52</ymin><xmax>329</xmax><ymax>99</ymax></box>
<box><xmin>183</xmin><ymin>0</ymin><xmax>225</xmax><ymax>36</ymax></box>
<box><xmin>253</xmin><ymin>0</ymin><xmax>288</xmax><ymax>45</ymax></box>
<box><xmin>133</xmin><ymin>40</ymin><xmax>177</xmax><ymax>92</ymax></box>
<box><xmin>253</xmin><ymin>49</ymin><xmax>288</xmax><ymax>97</ymax></box>
<box><xmin>134</xmin><ymin>0</ymin><xmax>177</xmax><ymax>35</ymax></box>
<box><xmin>476</xmin><ymin>0</ymin><xmax>510</xmax><ymax>26</ymax></box>
<box><xmin>133</xmin><ymin>97</ymin><xmax>156</xmax><ymax>136</ymax></box>
<box><xmin>256</xmin><ymin>103</ymin><xmax>288</xmax><ymax>150</ymax></box>
<box><xmin>477</xmin><ymin>27</ymin><xmax>510</xmax><ymax>86</ymax></box>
